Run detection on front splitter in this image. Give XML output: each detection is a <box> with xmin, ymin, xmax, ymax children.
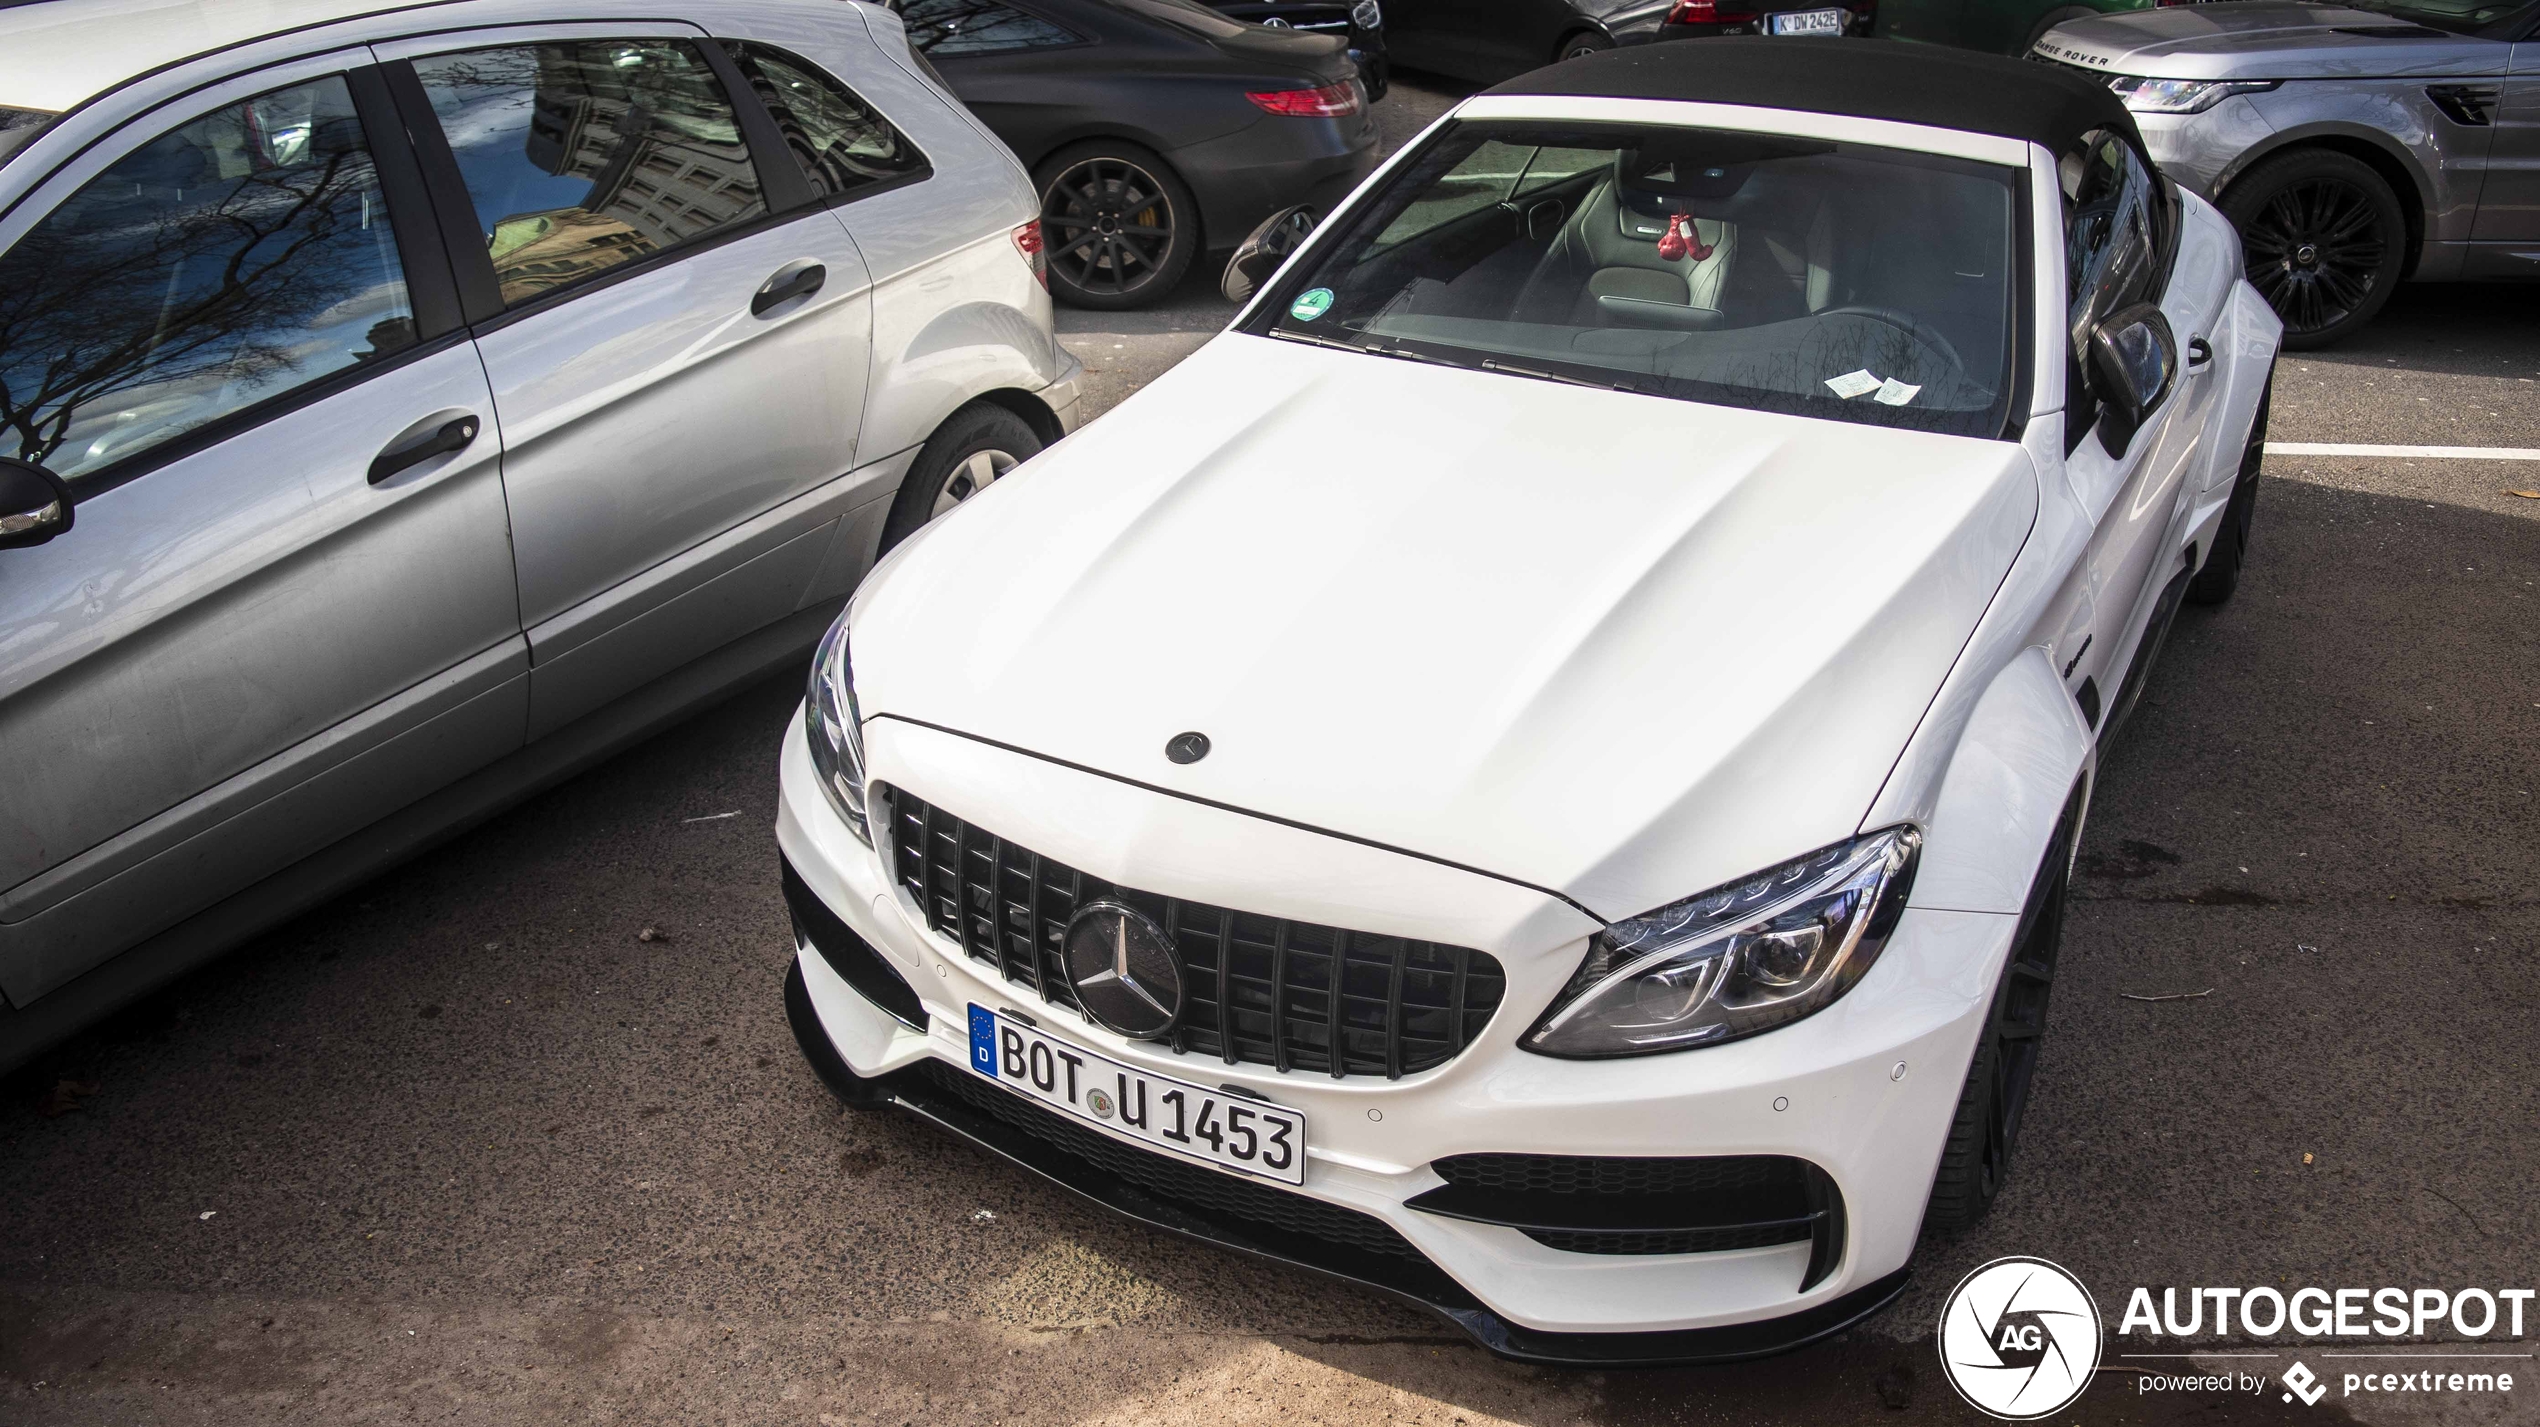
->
<box><xmin>785</xmin><ymin>961</ymin><xmax>1909</xmax><ymax>1367</ymax></box>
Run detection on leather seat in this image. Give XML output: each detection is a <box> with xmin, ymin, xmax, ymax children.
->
<box><xmin>1515</xmin><ymin>171</ymin><xmax>1736</xmax><ymax>332</ymax></box>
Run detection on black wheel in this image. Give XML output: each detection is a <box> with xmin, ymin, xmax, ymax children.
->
<box><xmin>878</xmin><ymin>403</ymin><xmax>1043</xmax><ymax>555</ymax></box>
<box><xmin>1555</xmin><ymin>29</ymin><xmax>1614</xmax><ymax>62</ymax></box>
<box><xmin>2221</xmin><ymin>149</ymin><xmax>2407</xmax><ymax>350</ymax></box>
<box><xmin>1924</xmin><ymin>811</ymin><xmax>2075</xmax><ymax>1230</ymax></box>
<box><xmin>1034</xmin><ymin>142</ymin><xmax>1197</xmax><ymax>310</ymax></box>
<box><xmin>2188</xmin><ymin>377</ymin><xmax>2271</xmax><ymax>606</ymax></box>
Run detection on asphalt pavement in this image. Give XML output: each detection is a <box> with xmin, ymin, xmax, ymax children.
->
<box><xmin>2</xmin><ymin>75</ymin><xmax>2536</xmax><ymax>1427</ymax></box>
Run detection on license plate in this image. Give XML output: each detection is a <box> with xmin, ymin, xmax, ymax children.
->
<box><xmin>968</xmin><ymin>1005</ymin><xmax>1307</xmax><ymax>1185</ymax></box>
<box><xmin>1771</xmin><ymin>7</ymin><xmax>1846</xmax><ymax>34</ymax></box>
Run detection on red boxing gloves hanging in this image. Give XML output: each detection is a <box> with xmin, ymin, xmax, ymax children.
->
<box><xmin>1657</xmin><ymin>213</ymin><xmax>1714</xmax><ymax>263</ymax></box>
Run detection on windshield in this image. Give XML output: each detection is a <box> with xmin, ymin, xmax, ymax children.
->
<box><xmin>1</xmin><ymin>107</ymin><xmax>55</xmax><ymax>168</ymax></box>
<box><xmin>1242</xmin><ymin>121</ymin><xmax>2026</xmax><ymax>439</ymax></box>
<box><xmin>2323</xmin><ymin>0</ymin><xmax>2540</xmax><ymax>36</ymax></box>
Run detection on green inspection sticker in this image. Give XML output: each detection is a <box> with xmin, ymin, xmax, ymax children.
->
<box><xmin>1289</xmin><ymin>287</ymin><xmax>1334</xmax><ymax>321</ymax></box>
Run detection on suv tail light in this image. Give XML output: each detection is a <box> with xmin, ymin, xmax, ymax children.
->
<box><xmin>1246</xmin><ymin>81</ymin><xmax>1362</xmax><ymax>118</ymax></box>
<box><xmin>1667</xmin><ymin>0</ymin><xmax>1765</xmax><ymax>22</ymax></box>
<box><xmin>1012</xmin><ymin>219</ymin><xmax>1046</xmax><ymax>288</ymax></box>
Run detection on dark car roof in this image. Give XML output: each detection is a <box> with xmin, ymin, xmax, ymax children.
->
<box><xmin>1482</xmin><ymin>38</ymin><xmax>2141</xmax><ymax>163</ymax></box>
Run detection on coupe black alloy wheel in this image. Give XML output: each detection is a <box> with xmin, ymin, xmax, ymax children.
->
<box><xmin>1039</xmin><ymin>148</ymin><xmax>1192</xmax><ymax>309</ymax></box>
<box><xmin>1924</xmin><ymin>813</ymin><xmax>2074</xmax><ymax>1230</ymax></box>
<box><xmin>2224</xmin><ymin>149</ymin><xmax>2405</xmax><ymax>350</ymax></box>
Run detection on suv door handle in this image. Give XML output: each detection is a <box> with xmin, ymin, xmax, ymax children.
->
<box><xmin>752</xmin><ymin>260</ymin><xmax>826</xmax><ymax>316</ymax></box>
<box><xmin>2187</xmin><ymin>336</ymin><xmax>2213</xmax><ymax>368</ymax></box>
<box><xmin>369</xmin><ymin>414</ymin><xmax>481</xmax><ymax>485</ymax></box>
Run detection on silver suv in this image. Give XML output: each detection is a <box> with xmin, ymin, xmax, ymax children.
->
<box><xmin>2035</xmin><ymin>0</ymin><xmax>2540</xmax><ymax>346</ymax></box>
<box><xmin>0</xmin><ymin>0</ymin><xmax>1080</xmax><ymax>1068</ymax></box>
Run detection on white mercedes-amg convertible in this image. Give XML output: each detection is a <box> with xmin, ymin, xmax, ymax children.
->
<box><xmin>775</xmin><ymin>38</ymin><xmax>2279</xmax><ymax>1364</ymax></box>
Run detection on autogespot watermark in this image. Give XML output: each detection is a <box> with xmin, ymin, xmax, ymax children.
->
<box><xmin>1940</xmin><ymin>1267</ymin><xmax>2534</xmax><ymax>1420</ymax></box>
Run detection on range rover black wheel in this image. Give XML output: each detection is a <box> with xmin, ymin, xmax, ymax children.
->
<box><xmin>1035</xmin><ymin>142</ymin><xmax>1197</xmax><ymax>311</ymax></box>
<box><xmin>1924</xmin><ymin>796</ymin><xmax>2078</xmax><ymax>1230</ymax></box>
<box><xmin>2222</xmin><ymin>148</ymin><xmax>2407</xmax><ymax>350</ymax></box>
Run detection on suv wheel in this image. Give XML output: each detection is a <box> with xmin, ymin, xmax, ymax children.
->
<box><xmin>2222</xmin><ymin>148</ymin><xmax>2407</xmax><ymax>350</ymax></box>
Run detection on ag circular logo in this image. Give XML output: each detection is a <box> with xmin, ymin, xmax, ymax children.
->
<box><xmin>1938</xmin><ymin>1256</ymin><xmax>2102</xmax><ymax>1420</ymax></box>
<box><xmin>1062</xmin><ymin>901</ymin><xmax>1184</xmax><ymax>1040</ymax></box>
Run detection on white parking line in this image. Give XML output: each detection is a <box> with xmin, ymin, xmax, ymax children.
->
<box><xmin>2266</xmin><ymin>442</ymin><xmax>2540</xmax><ymax>461</ymax></box>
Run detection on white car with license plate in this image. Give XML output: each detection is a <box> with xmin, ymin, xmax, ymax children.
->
<box><xmin>778</xmin><ymin>39</ymin><xmax>2279</xmax><ymax>1362</ymax></box>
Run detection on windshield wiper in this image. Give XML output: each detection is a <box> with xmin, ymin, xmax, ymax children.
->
<box><xmin>1267</xmin><ymin>328</ymin><xmax>1436</xmax><ymax>366</ymax></box>
<box><xmin>1481</xmin><ymin>358</ymin><xmax>1635</xmax><ymax>393</ymax></box>
<box><xmin>1268</xmin><ymin>328</ymin><xmax>1364</xmax><ymax>354</ymax></box>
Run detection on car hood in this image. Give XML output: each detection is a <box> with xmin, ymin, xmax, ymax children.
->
<box><xmin>2034</xmin><ymin>3</ymin><xmax>2505</xmax><ymax>80</ymax></box>
<box><xmin>850</xmin><ymin>335</ymin><xmax>2037</xmax><ymax>923</ymax></box>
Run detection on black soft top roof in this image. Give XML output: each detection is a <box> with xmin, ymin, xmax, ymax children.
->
<box><xmin>1481</xmin><ymin>38</ymin><xmax>2140</xmax><ymax>165</ymax></box>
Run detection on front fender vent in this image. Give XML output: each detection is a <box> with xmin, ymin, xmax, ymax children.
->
<box><xmin>2427</xmin><ymin>84</ymin><xmax>2502</xmax><ymax>127</ymax></box>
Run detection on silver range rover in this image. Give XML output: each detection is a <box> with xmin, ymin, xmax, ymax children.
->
<box><xmin>2035</xmin><ymin>0</ymin><xmax>2540</xmax><ymax>346</ymax></box>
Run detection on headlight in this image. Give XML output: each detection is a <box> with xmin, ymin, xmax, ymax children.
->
<box><xmin>804</xmin><ymin>615</ymin><xmax>871</xmax><ymax>846</ymax></box>
<box><xmin>2107</xmin><ymin>76</ymin><xmax>2277</xmax><ymax>115</ymax></box>
<box><xmin>1522</xmin><ymin>826</ymin><xmax>1920</xmax><ymax>1058</ymax></box>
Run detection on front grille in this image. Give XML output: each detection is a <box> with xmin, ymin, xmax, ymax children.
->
<box><xmin>881</xmin><ymin>785</ymin><xmax>1504</xmax><ymax>1079</ymax></box>
<box><xmin>909</xmin><ymin>1059</ymin><xmax>1424</xmax><ymax>1261</ymax></box>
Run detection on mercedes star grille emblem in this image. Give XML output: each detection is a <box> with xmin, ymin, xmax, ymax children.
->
<box><xmin>1062</xmin><ymin>901</ymin><xmax>1184</xmax><ymax>1040</ymax></box>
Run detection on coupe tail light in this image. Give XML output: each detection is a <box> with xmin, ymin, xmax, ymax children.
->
<box><xmin>1246</xmin><ymin>81</ymin><xmax>1362</xmax><ymax>117</ymax></box>
<box><xmin>1012</xmin><ymin>219</ymin><xmax>1046</xmax><ymax>288</ymax></box>
<box><xmin>1667</xmin><ymin>0</ymin><xmax>1764</xmax><ymax>20</ymax></box>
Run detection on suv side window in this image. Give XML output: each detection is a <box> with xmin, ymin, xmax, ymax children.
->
<box><xmin>410</xmin><ymin>40</ymin><xmax>766</xmax><ymax>309</ymax></box>
<box><xmin>900</xmin><ymin>0</ymin><xmax>1084</xmax><ymax>55</ymax></box>
<box><xmin>2061</xmin><ymin>129</ymin><xmax>2160</xmax><ymax>442</ymax></box>
<box><xmin>723</xmin><ymin>42</ymin><xmax>928</xmax><ymax>201</ymax></box>
<box><xmin>0</xmin><ymin>75</ymin><xmax>416</xmax><ymax>485</ymax></box>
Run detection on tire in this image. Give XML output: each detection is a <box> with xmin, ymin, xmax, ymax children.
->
<box><xmin>2187</xmin><ymin>377</ymin><xmax>2271</xmax><ymax>606</ymax></box>
<box><xmin>2221</xmin><ymin>149</ymin><xmax>2408</xmax><ymax>350</ymax></box>
<box><xmin>1034</xmin><ymin>141</ymin><xmax>1198</xmax><ymax>311</ymax></box>
<box><xmin>1923</xmin><ymin>808</ymin><xmax>2076</xmax><ymax>1231</ymax></box>
<box><xmin>1555</xmin><ymin>29</ymin><xmax>1614</xmax><ymax>62</ymax></box>
<box><xmin>877</xmin><ymin>403</ymin><xmax>1043</xmax><ymax>555</ymax></box>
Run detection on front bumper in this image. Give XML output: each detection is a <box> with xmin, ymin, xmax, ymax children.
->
<box><xmin>776</xmin><ymin>708</ymin><xmax>2017</xmax><ymax>1356</ymax></box>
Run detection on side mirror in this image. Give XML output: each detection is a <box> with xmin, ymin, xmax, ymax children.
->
<box><xmin>0</xmin><ymin>457</ymin><xmax>72</xmax><ymax>550</ymax></box>
<box><xmin>2085</xmin><ymin>302</ymin><xmax>2177</xmax><ymax>458</ymax></box>
<box><xmin>1221</xmin><ymin>205</ymin><xmax>1317</xmax><ymax>304</ymax></box>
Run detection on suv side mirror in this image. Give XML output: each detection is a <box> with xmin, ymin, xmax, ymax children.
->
<box><xmin>1221</xmin><ymin>205</ymin><xmax>1317</xmax><ymax>304</ymax></box>
<box><xmin>0</xmin><ymin>457</ymin><xmax>72</xmax><ymax>550</ymax></box>
<box><xmin>2086</xmin><ymin>302</ymin><xmax>2177</xmax><ymax>458</ymax></box>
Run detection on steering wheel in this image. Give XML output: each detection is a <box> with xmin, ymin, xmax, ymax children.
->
<box><xmin>1813</xmin><ymin>304</ymin><xmax>1969</xmax><ymax>384</ymax></box>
